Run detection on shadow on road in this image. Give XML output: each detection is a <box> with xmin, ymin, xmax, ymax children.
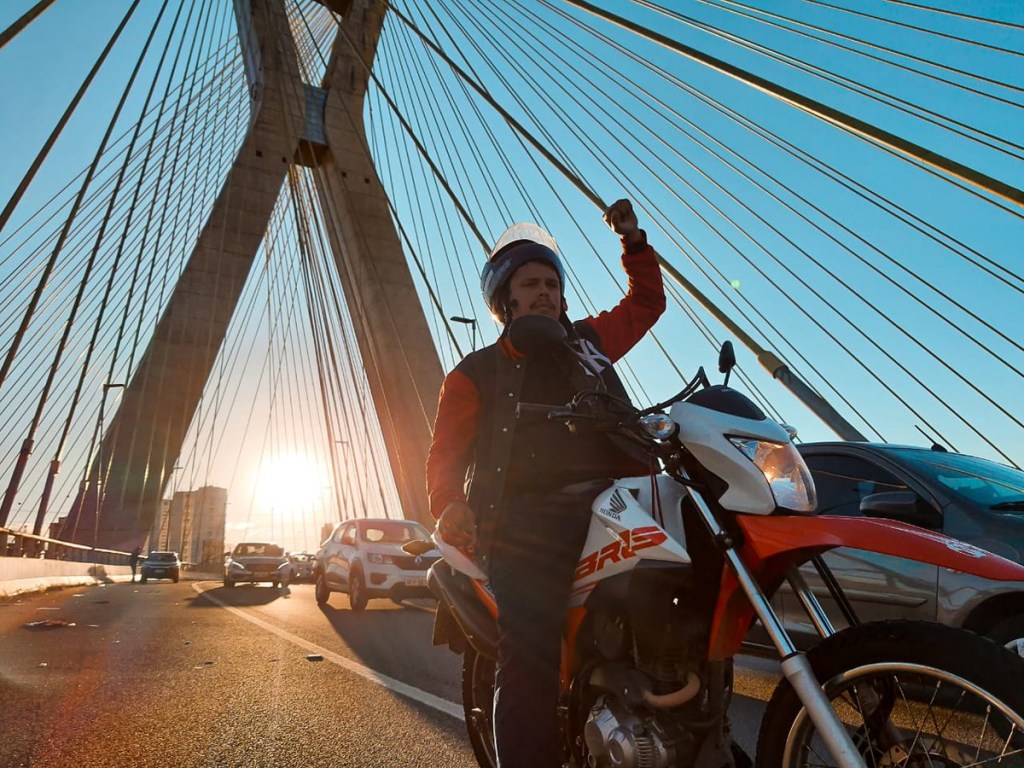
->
<box><xmin>190</xmin><ymin>583</ymin><xmax>292</xmax><ymax>607</ymax></box>
<box><xmin>87</xmin><ymin>565</ymin><xmax>115</xmax><ymax>583</ymax></box>
<box><xmin>315</xmin><ymin>599</ymin><xmax>446</xmax><ymax>670</ymax></box>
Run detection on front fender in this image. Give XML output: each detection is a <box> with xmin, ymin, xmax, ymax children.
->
<box><xmin>739</xmin><ymin>515</ymin><xmax>1024</xmax><ymax>580</ymax></box>
<box><xmin>707</xmin><ymin>515</ymin><xmax>1024</xmax><ymax>659</ymax></box>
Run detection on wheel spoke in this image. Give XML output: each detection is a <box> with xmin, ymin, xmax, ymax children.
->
<box><xmin>787</xmin><ymin>669</ymin><xmax>1023</xmax><ymax>767</ymax></box>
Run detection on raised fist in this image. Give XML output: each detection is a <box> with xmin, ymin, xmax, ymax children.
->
<box><xmin>603</xmin><ymin>198</ymin><xmax>642</xmax><ymax>245</ymax></box>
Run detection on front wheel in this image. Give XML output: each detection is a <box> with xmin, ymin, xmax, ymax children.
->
<box><xmin>755</xmin><ymin>620</ymin><xmax>1024</xmax><ymax>768</ymax></box>
<box><xmin>462</xmin><ymin>646</ymin><xmax>497</xmax><ymax>768</ymax></box>
<box><xmin>348</xmin><ymin>571</ymin><xmax>367</xmax><ymax>611</ymax></box>
<box><xmin>314</xmin><ymin>571</ymin><xmax>330</xmax><ymax>605</ymax></box>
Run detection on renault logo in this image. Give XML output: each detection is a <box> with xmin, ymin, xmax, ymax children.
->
<box><xmin>414</xmin><ymin>556</ymin><xmax>422</xmax><ymax>566</ymax></box>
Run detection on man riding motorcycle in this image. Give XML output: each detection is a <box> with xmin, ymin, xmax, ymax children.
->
<box><xmin>426</xmin><ymin>199</ymin><xmax>666</xmax><ymax>767</ymax></box>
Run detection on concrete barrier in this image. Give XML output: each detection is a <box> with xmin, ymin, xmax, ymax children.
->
<box><xmin>0</xmin><ymin>556</ymin><xmax>225</xmax><ymax>598</ymax></box>
<box><xmin>0</xmin><ymin>556</ymin><xmax>134</xmax><ymax>598</ymax></box>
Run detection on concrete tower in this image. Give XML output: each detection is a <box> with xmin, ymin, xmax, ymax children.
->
<box><xmin>59</xmin><ymin>0</ymin><xmax>441</xmax><ymax>549</ymax></box>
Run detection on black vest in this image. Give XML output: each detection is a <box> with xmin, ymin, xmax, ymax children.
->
<box><xmin>460</xmin><ymin>321</ymin><xmax>649</xmax><ymax>566</ymax></box>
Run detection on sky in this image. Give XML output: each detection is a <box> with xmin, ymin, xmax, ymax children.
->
<box><xmin>0</xmin><ymin>0</ymin><xmax>1021</xmax><ymax>553</ymax></box>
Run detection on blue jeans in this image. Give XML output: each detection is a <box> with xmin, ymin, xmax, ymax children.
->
<box><xmin>487</xmin><ymin>486</ymin><xmax>596</xmax><ymax>768</ymax></box>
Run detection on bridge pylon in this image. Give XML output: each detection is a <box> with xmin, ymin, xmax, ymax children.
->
<box><xmin>58</xmin><ymin>0</ymin><xmax>442</xmax><ymax>550</ymax></box>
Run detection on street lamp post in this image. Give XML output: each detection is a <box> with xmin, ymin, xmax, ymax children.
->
<box><xmin>93</xmin><ymin>382</ymin><xmax>125</xmax><ymax>549</ymax></box>
<box><xmin>163</xmin><ymin>465</ymin><xmax>183</xmax><ymax>550</ymax></box>
<box><xmin>335</xmin><ymin>439</ymin><xmax>351</xmax><ymax>521</ymax></box>
<box><xmin>450</xmin><ymin>316</ymin><xmax>479</xmax><ymax>351</ymax></box>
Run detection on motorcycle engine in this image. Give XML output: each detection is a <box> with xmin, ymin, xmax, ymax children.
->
<box><xmin>583</xmin><ymin>694</ymin><xmax>672</xmax><ymax>768</ymax></box>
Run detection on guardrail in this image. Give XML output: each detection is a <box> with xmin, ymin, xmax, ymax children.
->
<box><xmin>0</xmin><ymin>526</ymin><xmax>131</xmax><ymax>564</ymax></box>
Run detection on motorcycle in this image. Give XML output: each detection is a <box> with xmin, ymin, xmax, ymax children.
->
<box><xmin>417</xmin><ymin>316</ymin><xmax>1024</xmax><ymax>768</ymax></box>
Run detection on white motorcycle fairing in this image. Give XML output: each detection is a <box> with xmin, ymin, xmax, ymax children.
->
<box><xmin>670</xmin><ymin>400</ymin><xmax>792</xmax><ymax>515</ymax></box>
<box><xmin>570</xmin><ymin>476</ymin><xmax>690</xmax><ymax>607</ymax></box>
<box><xmin>432</xmin><ymin>474</ymin><xmax>690</xmax><ymax>598</ymax></box>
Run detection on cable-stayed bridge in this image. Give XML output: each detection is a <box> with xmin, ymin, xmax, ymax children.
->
<box><xmin>0</xmin><ymin>0</ymin><xmax>1020</xmax><ymax>562</ymax></box>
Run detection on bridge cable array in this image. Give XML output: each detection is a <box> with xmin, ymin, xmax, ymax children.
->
<box><xmin>0</xmin><ymin>0</ymin><xmax>1021</xmax><ymax>547</ymax></box>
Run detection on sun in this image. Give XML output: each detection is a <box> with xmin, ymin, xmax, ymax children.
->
<box><xmin>254</xmin><ymin>453</ymin><xmax>326</xmax><ymax>510</ymax></box>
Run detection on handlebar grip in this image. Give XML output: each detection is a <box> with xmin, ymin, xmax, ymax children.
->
<box><xmin>515</xmin><ymin>402</ymin><xmax>571</xmax><ymax>420</ymax></box>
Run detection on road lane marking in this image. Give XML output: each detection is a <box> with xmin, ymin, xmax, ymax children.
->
<box><xmin>193</xmin><ymin>583</ymin><xmax>463</xmax><ymax>721</ymax></box>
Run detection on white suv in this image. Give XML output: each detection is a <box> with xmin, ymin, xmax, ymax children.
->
<box><xmin>313</xmin><ymin>518</ymin><xmax>439</xmax><ymax>610</ymax></box>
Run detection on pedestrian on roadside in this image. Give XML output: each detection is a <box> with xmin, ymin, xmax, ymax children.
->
<box><xmin>129</xmin><ymin>545</ymin><xmax>142</xmax><ymax>582</ymax></box>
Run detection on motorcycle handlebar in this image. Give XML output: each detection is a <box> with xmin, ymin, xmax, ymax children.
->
<box><xmin>515</xmin><ymin>398</ymin><xmax>659</xmax><ymax>450</ymax></box>
<box><xmin>515</xmin><ymin>402</ymin><xmax>575</xmax><ymax>421</ymax></box>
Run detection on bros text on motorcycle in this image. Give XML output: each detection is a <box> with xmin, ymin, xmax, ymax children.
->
<box><xmin>406</xmin><ymin>315</ymin><xmax>1024</xmax><ymax>768</ymax></box>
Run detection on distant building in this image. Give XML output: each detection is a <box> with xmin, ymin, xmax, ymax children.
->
<box><xmin>150</xmin><ymin>487</ymin><xmax>227</xmax><ymax>568</ymax></box>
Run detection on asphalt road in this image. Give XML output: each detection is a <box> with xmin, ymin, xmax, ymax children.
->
<box><xmin>0</xmin><ymin>579</ymin><xmax>780</xmax><ymax>768</ymax></box>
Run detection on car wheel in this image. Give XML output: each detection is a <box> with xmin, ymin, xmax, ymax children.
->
<box><xmin>224</xmin><ymin>578</ymin><xmax>234</xmax><ymax>588</ymax></box>
<box><xmin>140</xmin><ymin>576</ymin><xmax>147</xmax><ymax>583</ymax></box>
<box><xmin>349</xmin><ymin>570</ymin><xmax>368</xmax><ymax>611</ymax></box>
<box><xmin>989</xmin><ymin>614</ymin><xmax>1024</xmax><ymax>659</ymax></box>
<box><xmin>172</xmin><ymin>574</ymin><xmax>179</xmax><ymax>583</ymax></box>
<box><xmin>272</xmin><ymin>580</ymin><xmax>279</xmax><ymax>588</ymax></box>
<box><xmin>314</xmin><ymin>571</ymin><xmax>330</xmax><ymax>605</ymax></box>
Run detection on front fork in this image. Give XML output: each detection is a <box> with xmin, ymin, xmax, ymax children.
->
<box><xmin>787</xmin><ymin>561</ymin><xmax>902</xmax><ymax>754</ymax></box>
<box><xmin>681</xmin><ymin>477</ymin><xmax>867</xmax><ymax>768</ymax></box>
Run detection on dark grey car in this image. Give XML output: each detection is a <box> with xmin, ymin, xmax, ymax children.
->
<box><xmin>753</xmin><ymin>443</ymin><xmax>1024</xmax><ymax>657</ymax></box>
<box><xmin>140</xmin><ymin>551</ymin><xmax>181</xmax><ymax>583</ymax></box>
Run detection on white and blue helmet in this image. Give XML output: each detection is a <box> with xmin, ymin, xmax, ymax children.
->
<box><xmin>481</xmin><ymin>223</ymin><xmax>566</xmax><ymax>320</ymax></box>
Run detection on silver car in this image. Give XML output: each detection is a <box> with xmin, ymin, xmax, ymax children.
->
<box><xmin>288</xmin><ymin>552</ymin><xmax>315</xmax><ymax>583</ymax></box>
<box><xmin>223</xmin><ymin>542</ymin><xmax>291</xmax><ymax>588</ymax></box>
<box><xmin>750</xmin><ymin>443</ymin><xmax>1024</xmax><ymax>656</ymax></box>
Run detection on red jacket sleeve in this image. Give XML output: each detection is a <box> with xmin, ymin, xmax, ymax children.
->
<box><xmin>583</xmin><ymin>241</ymin><xmax>666</xmax><ymax>362</ymax></box>
<box><xmin>426</xmin><ymin>369</ymin><xmax>479</xmax><ymax>519</ymax></box>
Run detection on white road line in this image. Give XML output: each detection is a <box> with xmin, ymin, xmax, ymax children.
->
<box><xmin>193</xmin><ymin>582</ymin><xmax>463</xmax><ymax>721</ymax></box>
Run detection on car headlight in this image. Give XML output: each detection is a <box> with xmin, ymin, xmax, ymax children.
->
<box><xmin>227</xmin><ymin>560</ymin><xmax>245</xmax><ymax>571</ymax></box>
<box><xmin>367</xmin><ymin>553</ymin><xmax>393</xmax><ymax>565</ymax></box>
<box><xmin>728</xmin><ymin>436</ymin><xmax>817</xmax><ymax>512</ymax></box>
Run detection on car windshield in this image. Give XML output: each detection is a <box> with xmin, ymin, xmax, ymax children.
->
<box><xmin>233</xmin><ymin>543</ymin><xmax>284</xmax><ymax>557</ymax></box>
<box><xmin>361</xmin><ymin>522</ymin><xmax>428</xmax><ymax>544</ymax></box>
<box><xmin>888</xmin><ymin>448</ymin><xmax>1024</xmax><ymax>511</ymax></box>
<box><xmin>147</xmin><ymin>552</ymin><xmax>177</xmax><ymax>562</ymax></box>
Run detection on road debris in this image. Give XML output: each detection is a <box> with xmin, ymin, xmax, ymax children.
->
<box><xmin>24</xmin><ymin>619</ymin><xmax>74</xmax><ymax>630</ymax></box>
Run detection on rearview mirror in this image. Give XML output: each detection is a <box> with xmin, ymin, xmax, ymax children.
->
<box><xmin>860</xmin><ymin>491</ymin><xmax>937</xmax><ymax>528</ymax></box>
<box><xmin>718</xmin><ymin>340</ymin><xmax>735</xmax><ymax>374</ymax></box>
<box><xmin>718</xmin><ymin>340</ymin><xmax>735</xmax><ymax>386</ymax></box>
<box><xmin>507</xmin><ymin>315</ymin><xmax>567</xmax><ymax>357</ymax></box>
<box><xmin>402</xmin><ymin>539</ymin><xmax>435</xmax><ymax>556</ymax></box>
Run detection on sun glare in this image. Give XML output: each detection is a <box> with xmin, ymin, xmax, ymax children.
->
<box><xmin>254</xmin><ymin>453</ymin><xmax>326</xmax><ymax>510</ymax></box>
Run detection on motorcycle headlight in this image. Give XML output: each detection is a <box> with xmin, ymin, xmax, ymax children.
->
<box><xmin>367</xmin><ymin>553</ymin><xmax>393</xmax><ymax>565</ymax></box>
<box><xmin>727</xmin><ymin>437</ymin><xmax>817</xmax><ymax>512</ymax></box>
<box><xmin>640</xmin><ymin>413</ymin><xmax>677</xmax><ymax>439</ymax></box>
